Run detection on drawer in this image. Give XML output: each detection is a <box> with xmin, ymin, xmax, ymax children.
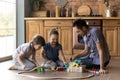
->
<box><xmin>103</xmin><ymin>20</ymin><xmax>120</xmax><ymax>27</ymax></box>
<box><xmin>44</xmin><ymin>20</ymin><xmax>72</xmax><ymax>27</ymax></box>
<box><xmin>86</xmin><ymin>20</ymin><xmax>102</xmax><ymax>26</ymax></box>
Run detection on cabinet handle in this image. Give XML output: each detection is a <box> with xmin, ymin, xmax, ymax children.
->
<box><xmin>118</xmin><ymin>22</ymin><xmax>120</xmax><ymax>24</ymax></box>
<box><xmin>57</xmin><ymin>22</ymin><xmax>61</xmax><ymax>24</ymax></box>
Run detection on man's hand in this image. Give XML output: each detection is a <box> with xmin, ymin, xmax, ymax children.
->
<box><xmin>99</xmin><ymin>69</ymin><xmax>108</xmax><ymax>74</ymax></box>
<box><xmin>63</xmin><ymin>61</ymin><xmax>68</xmax><ymax>65</ymax></box>
<box><xmin>70</xmin><ymin>57</ymin><xmax>74</xmax><ymax>61</ymax></box>
<box><xmin>46</xmin><ymin>60</ymin><xmax>52</xmax><ymax>64</ymax></box>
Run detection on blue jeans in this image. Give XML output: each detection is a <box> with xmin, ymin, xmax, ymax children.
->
<box><xmin>75</xmin><ymin>54</ymin><xmax>110</xmax><ymax>69</ymax></box>
<box><xmin>74</xmin><ymin>54</ymin><xmax>93</xmax><ymax>68</ymax></box>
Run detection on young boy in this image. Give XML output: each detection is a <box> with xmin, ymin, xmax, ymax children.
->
<box><xmin>9</xmin><ymin>34</ymin><xmax>45</xmax><ymax>71</ymax></box>
<box><xmin>71</xmin><ymin>19</ymin><xmax>110</xmax><ymax>74</ymax></box>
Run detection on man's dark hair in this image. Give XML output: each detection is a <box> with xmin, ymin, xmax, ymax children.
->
<box><xmin>73</xmin><ymin>19</ymin><xmax>88</xmax><ymax>29</ymax></box>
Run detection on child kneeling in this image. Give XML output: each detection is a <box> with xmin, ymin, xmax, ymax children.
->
<box><xmin>9</xmin><ymin>34</ymin><xmax>45</xmax><ymax>71</ymax></box>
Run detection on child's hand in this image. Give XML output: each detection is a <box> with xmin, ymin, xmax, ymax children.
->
<box><xmin>64</xmin><ymin>61</ymin><xmax>69</xmax><ymax>65</ymax></box>
<box><xmin>46</xmin><ymin>60</ymin><xmax>52</xmax><ymax>64</ymax></box>
<box><xmin>22</xmin><ymin>64</ymin><xmax>26</xmax><ymax>69</ymax></box>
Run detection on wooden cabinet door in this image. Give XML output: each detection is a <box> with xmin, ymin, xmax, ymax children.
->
<box><xmin>118</xmin><ymin>27</ymin><xmax>120</xmax><ymax>56</ymax></box>
<box><xmin>60</xmin><ymin>27</ymin><xmax>72</xmax><ymax>55</ymax></box>
<box><xmin>26</xmin><ymin>21</ymin><xmax>43</xmax><ymax>42</ymax></box>
<box><xmin>103</xmin><ymin>27</ymin><xmax>118</xmax><ymax>56</ymax></box>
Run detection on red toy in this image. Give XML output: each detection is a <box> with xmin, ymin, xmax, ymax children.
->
<box><xmin>56</xmin><ymin>67</ymin><xmax>66</xmax><ymax>71</ymax></box>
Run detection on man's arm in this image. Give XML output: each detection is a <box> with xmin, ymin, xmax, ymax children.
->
<box><xmin>96</xmin><ymin>42</ymin><xmax>107</xmax><ymax>74</ymax></box>
<box><xmin>72</xmin><ymin>44</ymin><xmax>90</xmax><ymax>61</ymax></box>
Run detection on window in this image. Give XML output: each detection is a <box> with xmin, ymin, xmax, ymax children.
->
<box><xmin>0</xmin><ymin>0</ymin><xmax>16</xmax><ymax>59</ymax></box>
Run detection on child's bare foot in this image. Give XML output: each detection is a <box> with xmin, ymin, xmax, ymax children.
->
<box><xmin>8</xmin><ymin>65</ymin><xmax>17</xmax><ymax>70</ymax></box>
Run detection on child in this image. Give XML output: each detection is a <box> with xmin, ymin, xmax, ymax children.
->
<box><xmin>9</xmin><ymin>34</ymin><xmax>45</xmax><ymax>71</ymax></box>
<box><xmin>41</xmin><ymin>29</ymin><xmax>67</xmax><ymax>68</ymax></box>
<box><xmin>71</xmin><ymin>19</ymin><xmax>110</xmax><ymax>74</ymax></box>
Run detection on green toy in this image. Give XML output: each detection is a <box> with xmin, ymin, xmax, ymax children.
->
<box><xmin>37</xmin><ymin>66</ymin><xmax>45</xmax><ymax>73</ymax></box>
<box><xmin>37</xmin><ymin>67</ymin><xmax>41</xmax><ymax>73</ymax></box>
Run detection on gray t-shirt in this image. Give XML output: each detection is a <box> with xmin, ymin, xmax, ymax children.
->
<box><xmin>13</xmin><ymin>43</ymin><xmax>36</xmax><ymax>63</ymax></box>
<box><xmin>83</xmin><ymin>28</ymin><xmax>110</xmax><ymax>65</ymax></box>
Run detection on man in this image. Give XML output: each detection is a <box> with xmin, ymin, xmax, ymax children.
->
<box><xmin>71</xmin><ymin>19</ymin><xmax>110</xmax><ymax>74</ymax></box>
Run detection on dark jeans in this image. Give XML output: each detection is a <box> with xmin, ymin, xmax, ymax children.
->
<box><xmin>75</xmin><ymin>55</ymin><xmax>110</xmax><ymax>69</ymax></box>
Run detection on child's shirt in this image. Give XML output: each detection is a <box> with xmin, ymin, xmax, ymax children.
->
<box><xmin>13</xmin><ymin>43</ymin><xmax>36</xmax><ymax>63</ymax></box>
<box><xmin>43</xmin><ymin>42</ymin><xmax>62</xmax><ymax>62</ymax></box>
<box><xmin>83</xmin><ymin>28</ymin><xmax>110</xmax><ymax>65</ymax></box>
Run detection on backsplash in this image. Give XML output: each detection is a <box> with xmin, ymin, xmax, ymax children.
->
<box><xmin>43</xmin><ymin>0</ymin><xmax>120</xmax><ymax>17</ymax></box>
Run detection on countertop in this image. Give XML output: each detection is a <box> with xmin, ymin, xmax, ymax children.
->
<box><xmin>24</xmin><ymin>17</ymin><xmax>120</xmax><ymax>20</ymax></box>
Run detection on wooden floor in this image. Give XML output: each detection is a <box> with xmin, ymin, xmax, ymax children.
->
<box><xmin>0</xmin><ymin>59</ymin><xmax>120</xmax><ymax>80</ymax></box>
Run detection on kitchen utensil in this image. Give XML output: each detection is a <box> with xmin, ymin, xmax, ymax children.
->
<box><xmin>78</xmin><ymin>5</ymin><xmax>91</xmax><ymax>16</ymax></box>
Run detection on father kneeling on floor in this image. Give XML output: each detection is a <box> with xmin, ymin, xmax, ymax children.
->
<box><xmin>71</xmin><ymin>19</ymin><xmax>111</xmax><ymax>74</ymax></box>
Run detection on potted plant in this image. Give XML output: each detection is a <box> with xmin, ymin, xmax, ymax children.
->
<box><xmin>31</xmin><ymin>0</ymin><xmax>46</xmax><ymax>11</ymax></box>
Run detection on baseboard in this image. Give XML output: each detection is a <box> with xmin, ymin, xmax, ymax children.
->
<box><xmin>0</xmin><ymin>55</ymin><xmax>12</xmax><ymax>62</ymax></box>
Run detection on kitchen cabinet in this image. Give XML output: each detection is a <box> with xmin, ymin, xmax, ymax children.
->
<box><xmin>118</xmin><ymin>27</ymin><xmax>120</xmax><ymax>56</ymax></box>
<box><xmin>103</xmin><ymin>20</ymin><xmax>120</xmax><ymax>57</ymax></box>
<box><xmin>26</xmin><ymin>20</ymin><xmax>44</xmax><ymax>42</ymax></box>
<box><xmin>25</xmin><ymin>17</ymin><xmax>120</xmax><ymax>58</ymax></box>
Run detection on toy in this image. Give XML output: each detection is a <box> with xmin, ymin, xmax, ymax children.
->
<box><xmin>50</xmin><ymin>66</ymin><xmax>56</xmax><ymax>71</ymax></box>
<box><xmin>56</xmin><ymin>67</ymin><xmax>66</xmax><ymax>71</ymax></box>
<box><xmin>65</xmin><ymin>59</ymin><xmax>87</xmax><ymax>72</ymax></box>
<box><xmin>67</xmin><ymin>65</ymin><xmax>86</xmax><ymax>72</ymax></box>
<box><xmin>37</xmin><ymin>66</ymin><xmax>45</xmax><ymax>73</ymax></box>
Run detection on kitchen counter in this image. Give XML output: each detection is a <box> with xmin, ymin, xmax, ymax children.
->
<box><xmin>24</xmin><ymin>17</ymin><xmax>120</xmax><ymax>20</ymax></box>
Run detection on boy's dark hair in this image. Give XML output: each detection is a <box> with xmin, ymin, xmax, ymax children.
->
<box><xmin>50</xmin><ymin>28</ymin><xmax>59</xmax><ymax>36</ymax></box>
<box><xmin>73</xmin><ymin>19</ymin><xmax>88</xmax><ymax>29</ymax></box>
<box><xmin>31</xmin><ymin>34</ymin><xmax>45</xmax><ymax>46</ymax></box>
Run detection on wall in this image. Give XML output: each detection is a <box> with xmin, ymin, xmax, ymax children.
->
<box><xmin>43</xmin><ymin>0</ymin><xmax>120</xmax><ymax>16</ymax></box>
<box><xmin>16</xmin><ymin>0</ymin><xmax>25</xmax><ymax>46</ymax></box>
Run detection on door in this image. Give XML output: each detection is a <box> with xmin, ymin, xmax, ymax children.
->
<box><xmin>26</xmin><ymin>21</ymin><xmax>43</xmax><ymax>42</ymax></box>
<box><xmin>103</xmin><ymin>27</ymin><xmax>118</xmax><ymax>56</ymax></box>
<box><xmin>60</xmin><ymin>27</ymin><xmax>72</xmax><ymax>55</ymax></box>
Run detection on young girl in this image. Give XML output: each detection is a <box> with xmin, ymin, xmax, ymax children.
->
<box><xmin>41</xmin><ymin>29</ymin><xmax>67</xmax><ymax>68</ymax></box>
<box><xmin>9</xmin><ymin>34</ymin><xmax>45</xmax><ymax>71</ymax></box>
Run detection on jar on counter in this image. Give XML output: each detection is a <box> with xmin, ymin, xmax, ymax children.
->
<box><xmin>66</xmin><ymin>7</ymin><xmax>72</xmax><ymax>17</ymax></box>
<box><xmin>55</xmin><ymin>6</ymin><xmax>60</xmax><ymax>17</ymax></box>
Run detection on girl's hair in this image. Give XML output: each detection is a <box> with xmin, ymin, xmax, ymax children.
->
<box><xmin>31</xmin><ymin>34</ymin><xmax>45</xmax><ymax>46</ymax></box>
<box><xmin>49</xmin><ymin>28</ymin><xmax>59</xmax><ymax>36</ymax></box>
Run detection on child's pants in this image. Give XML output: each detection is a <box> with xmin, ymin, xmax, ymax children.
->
<box><xmin>41</xmin><ymin>60</ymin><xmax>64</xmax><ymax>68</ymax></box>
<box><xmin>13</xmin><ymin>58</ymin><xmax>36</xmax><ymax>71</ymax></box>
